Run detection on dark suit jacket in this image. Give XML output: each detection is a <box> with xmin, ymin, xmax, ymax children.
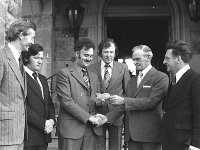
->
<box><xmin>89</xmin><ymin>61</ymin><xmax>130</xmax><ymax>126</ymax></box>
<box><xmin>162</xmin><ymin>69</ymin><xmax>200</xmax><ymax>149</ymax></box>
<box><xmin>0</xmin><ymin>45</ymin><xmax>27</xmax><ymax>145</ymax></box>
<box><xmin>107</xmin><ymin>67</ymin><xmax>169</xmax><ymax>142</ymax></box>
<box><xmin>24</xmin><ymin>73</ymin><xmax>55</xmax><ymax>146</ymax></box>
<box><xmin>56</xmin><ymin>63</ymin><xmax>103</xmax><ymax>139</ymax></box>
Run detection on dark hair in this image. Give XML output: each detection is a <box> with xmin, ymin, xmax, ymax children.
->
<box><xmin>98</xmin><ymin>38</ymin><xmax>119</xmax><ymax>57</ymax></box>
<box><xmin>166</xmin><ymin>40</ymin><xmax>192</xmax><ymax>63</ymax></box>
<box><xmin>74</xmin><ymin>38</ymin><xmax>95</xmax><ymax>52</ymax></box>
<box><xmin>6</xmin><ymin>19</ymin><xmax>36</xmax><ymax>42</ymax></box>
<box><xmin>21</xmin><ymin>44</ymin><xmax>43</xmax><ymax>65</ymax></box>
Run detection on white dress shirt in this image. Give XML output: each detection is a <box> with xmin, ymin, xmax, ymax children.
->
<box><xmin>24</xmin><ymin>66</ymin><xmax>44</xmax><ymax>98</ymax></box>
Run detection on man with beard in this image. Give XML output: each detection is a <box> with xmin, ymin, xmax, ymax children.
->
<box><xmin>106</xmin><ymin>45</ymin><xmax>168</xmax><ymax>150</ymax></box>
<box><xmin>89</xmin><ymin>38</ymin><xmax>130</xmax><ymax>150</ymax></box>
<box><xmin>0</xmin><ymin>19</ymin><xmax>36</xmax><ymax>150</ymax></box>
<box><xmin>56</xmin><ymin>38</ymin><xmax>105</xmax><ymax>150</ymax></box>
<box><xmin>162</xmin><ymin>40</ymin><xmax>200</xmax><ymax>150</ymax></box>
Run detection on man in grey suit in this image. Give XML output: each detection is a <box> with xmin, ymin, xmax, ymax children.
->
<box><xmin>106</xmin><ymin>45</ymin><xmax>169</xmax><ymax>150</ymax></box>
<box><xmin>56</xmin><ymin>38</ymin><xmax>105</xmax><ymax>150</ymax></box>
<box><xmin>89</xmin><ymin>38</ymin><xmax>130</xmax><ymax>150</ymax></box>
<box><xmin>0</xmin><ymin>19</ymin><xmax>36</xmax><ymax>150</ymax></box>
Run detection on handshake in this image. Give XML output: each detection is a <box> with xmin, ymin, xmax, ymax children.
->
<box><xmin>88</xmin><ymin>114</ymin><xmax>108</xmax><ymax>127</ymax></box>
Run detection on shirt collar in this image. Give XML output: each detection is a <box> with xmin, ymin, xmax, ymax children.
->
<box><xmin>8</xmin><ymin>43</ymin><xmax>21</xmax><ymax>65</ymax></box>
<box><xmin>101</xmin><ymin>60</ymin><xmax>114</xmax><ymax>69</ymax></box>
<box><xmin>24</xmin><ymin>66</ymin><xmax>37</xmax><ymax>79</ymax></box>
<box><xmin>74</xmin><ymin>63</ymin><xmax>86</xmax><ymax>75</ymax></box>
<box><xmin>175</xmin><ymin>65</ymin><xmax>190</xmax><ymax>83</ymax></box>
<box><xmin>140</xmin><ymin>65</ymin><xmax>152</xmax><ymax>77</ymax></box>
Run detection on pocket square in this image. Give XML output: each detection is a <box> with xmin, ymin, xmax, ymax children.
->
<box><xmin>143</xmin><ymin>85</ymin><xmax>151</xmax><ymax>88</ymax></box>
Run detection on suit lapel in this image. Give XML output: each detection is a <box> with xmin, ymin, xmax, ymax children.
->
<box><xmin>27</xmin><ymin>73</ymin><xmax>44</xmax><ymax>102</ymax></box>
<box><xmin>70</xmin><ymin>64</ymin><xmax>89</xmax><ymax>89</ymax></box>
<box><xmin>107</xmin><ymin>61</ymin><xmax>119</xmax><ymax>90</ymax></box>
<box><xmin>135</xmin><ymin>67</ymin><xmax>155</xmax><ymax>97</ymax></box>
<box><xmin>38</xmin><ymin>74</ymin><xmax>48</xmax><ymax>102</ymax></box>
<box><xmin>166</xmin><ymin>69</ymin><xmax>191</xmax><ymax>106</ymax></box>
<box><xmin>5</xmin><ymin>46</ymin><xmax>25</xmax><ymax>92</ymax></box>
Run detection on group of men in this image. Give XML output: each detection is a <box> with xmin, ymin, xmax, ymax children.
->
<box><xmin>0</xmin><ymin>18</ymin><xmax>200</xmax><ymax>150</ymax></box>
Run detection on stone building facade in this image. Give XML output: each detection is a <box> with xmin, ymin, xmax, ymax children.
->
<box><xmin>1</xmin><ymin>0</ymin><xmax>200</xmax><ymax>83</ymax></box>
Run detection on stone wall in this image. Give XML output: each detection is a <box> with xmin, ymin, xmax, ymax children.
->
<box><xmin>22</xmin><ymin>0</ymin><xmax>53</xmax><ymax>78</ymax></box>
<box><xmin>0</xmin><ymin>0</ymin><xmax>22</xmax><ymax>48</ymax></box>
<box><xmin>190</xmin><ymin>21</ymin><xmax>200</xmax><ymax>73</ymax></box>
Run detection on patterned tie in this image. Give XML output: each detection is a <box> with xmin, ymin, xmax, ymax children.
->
<box><xmin>137</xmin><ymin>72</ymin><xmax>143</xmax><ymax>87</ymax></box>
<box><xmin>82</xmin><ymin>68</ymin><xmax>90</xmax><ymax>89</ymax></box>
<box><xmin>18</xmin><ymin>55</ymin><xmax>24</xmax><ymax>75</ymax></box>
<box><xmin>171</xmin><ymin>74</ymin><xmax>176</xmax><ymax>85</ymax></box>
<box><xmin>103</xmin><ymin>64</ymin><xmax>111</xmax><ymax>89</ymax></box>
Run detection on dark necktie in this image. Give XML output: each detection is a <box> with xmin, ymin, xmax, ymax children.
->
<box><xmin>18</xmin><ymin>55</ymin><xmax>24</xmax><ymax>75</ymax></box>
<box><xmin>32</xmin><ymin>72</ymin><xmax>41</xmax><ymax>88</ymax></box>
<box><xmin>82</xmin><ymin>68</ymin><xmax>90</xmax><ymax>89</ymax></box>
<box><xmin>103</xmin><ymin>64</ymin><xmax>111</xmax><ymax>89</ymax></box>
<box><xmin>32</xmin><ymin>72</ymin><xmax>43</xmax><ymax>98</ymax></box>
<box><xmin>171</xmin><ymin>74</ymin><xmax>176</xmax><ymax>85</ymax></box>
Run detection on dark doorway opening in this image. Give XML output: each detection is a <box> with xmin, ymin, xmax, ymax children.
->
<box><xmin>106</xmin><ymin>18</ymin><xmax>169</xmax><ymax>73</ymax></box>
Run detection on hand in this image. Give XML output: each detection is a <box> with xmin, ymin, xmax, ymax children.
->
<box><xmin>45</xmin><ymin>119</ymin><xmax>54</xmax><ymax>134</ymax></box>
<box><xmin>109</xmin><ymin>95</ymin><xmax>124</xmax><ymax>105</ymax></box>
<box><xmin>189</xmin><ymin>145</ymin><xmax>200</xmax><ymax>150</ymax></box>
<box><xmin>88</xmin><ymin>115</ymin><xmax>102</xmax><ymax>126</ymax></box>
<box><xmin>95</xmin><ymin>114</ymin><xmax>108</xmax><ymax>127</ymax></box>
<box><xmin>95</xmin><ymin>98</ymin><xmax>105</xmax><ymax>106</ymax></box>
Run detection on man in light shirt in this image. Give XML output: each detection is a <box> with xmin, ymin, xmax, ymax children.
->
<box><xmin>162</xmin><ymin>40</ymin><xmax>200</xmax><ymax>150</ymax></box>
<box><xmin>89</xmin><ymin>38</ymin><xmax>130</xmax><ymax>150</ymax></box>
<box><xmin>106</xmin><ymin>45</ymin><xmax>169</xmax><ymax>150</ymax></box>
<box><xmin>0</xmin><ymin>19</ymin><xmax>36</xmax><ymax>150</ymax></box>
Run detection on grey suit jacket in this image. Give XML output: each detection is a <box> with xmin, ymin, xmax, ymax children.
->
<box><xmin>0</xmin><ymin>45</ymin><xmax>27</xmax><ymax>145</ymax></box>
<box><xmin>56</xmin><ymin>63</ymin><xmax>103</xmax><ymax>139</ymax></box>
<box><xmin>107</xmin><ymin>67</ymin><xmax>169</xmax><ymax>142</ymax></box>
<box><xmin>89</xmin><ymin>61</ymin><xmax>130</xmax><ymax>126</ymax></box>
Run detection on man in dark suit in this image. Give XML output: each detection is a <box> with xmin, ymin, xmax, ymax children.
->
<box><xmin>56</xmin><ymin>38</ymin><xmax>105</xmax><ymax>150</ymax></box>
<box><xmin>0</xmin><ymin>19</ymin><xmax>36</xmax><ymax>150</ymax></box>
<box><xmin>22</xmin><ymin>44</ymin><xmax>55</xmax><ymax>150</ymax></box>
<box><xmin>105</xmin><ymin>45</ymin><xmax>169</xmax><ymax>150</ymax></box>
<box><xmin>89</xmin><ymin>38</ymin><xmax>130</xmax><ymax>150</ymax></box>
<box><xmin>162</xmin><ymin>40</ymin><xmax>200</xmax><ymax>150</ymax></box>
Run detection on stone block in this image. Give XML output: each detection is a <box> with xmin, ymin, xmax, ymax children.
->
<box><xmin>0</xmin><ymin>1</ymin><xmax>7</xmax><ymax>20</ymax></box>
<box><xmin>7</xmin><ymin>0</ymin><xmax>21</xmax><ymax>18</ymax></box>
<box><xmin>0</xmin><ymin>18</ymin><xmax>5</xmax><ymax>48</ymax></box>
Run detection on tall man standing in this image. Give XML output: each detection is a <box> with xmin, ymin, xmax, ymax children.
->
<box><xmin>56</xmin><ymin>38</ymin><xmax>104</xmax><ymax>150</ymax></box>
<box><xmin>89</xmin><ymin>38</ymin><xmax>130</xmax><ymax>150</ymax></box>
<box><xmin>0</xmin><ymin>19</ymin><xmax>36</xmax><ymax>150</ymax></box>
<box><xmin>22</xmin><ymin>44</ymin><xmax>55</xmax><ymax>150</ymax></box>
<box><xmin>162</xmin><ymin>40</ymin><xmax>200</xmax><ymax>150</ymax></box>
<box><xmin>107</xmin><ymin>45</ymin><xmax>169</xmax><ymax>150</ymax></box>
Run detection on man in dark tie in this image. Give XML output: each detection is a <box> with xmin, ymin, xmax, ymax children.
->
<box><xmin>56</xmin><ymin>38</ymin><xmax>106</xmax><ymax>150</ymax></box>
<box><xmin>162</xmin><ymin>40</ymin><xmax>200</xmax><ymax>150</ymax></box>
<box><xmin>89</xmin><ymin>38</ymin><xmax>130</xmax><ymax>150</ymax></box>
<box><xmin>0</xmin><ymin>19</ymin><xmax>36</xmax><ymax>150</ymax></box>
<box><xmin>104</xmin><ymin>45</ymin><xmax>169</xmax><ymax>150</ymax></box>
<box><xmin>21</xmin><ymin>44</ymin><xmax>55</xmax><ymax>150</ymax></box>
